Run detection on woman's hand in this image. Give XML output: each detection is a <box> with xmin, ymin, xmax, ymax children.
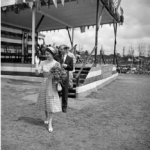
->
<box><xmin>35</xmin><ymin>56</ymin><xmax>40</xmax><ymax>65</ymax></box>
<box><xmin>35</xmin><ymin>56</ymin><xmax>40</xmax><ymax>75</ymax></box>
<box><xmin>62</xmin><ymin>63</ymin><xmax>67</xmax><ymax>68</ymax></box>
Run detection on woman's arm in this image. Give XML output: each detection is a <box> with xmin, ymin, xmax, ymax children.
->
<box><xmin>35</xmin><ymin>56</ymin><xmax>43</xmax><ymax>75</ymax></box>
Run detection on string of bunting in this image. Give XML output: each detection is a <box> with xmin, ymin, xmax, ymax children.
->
<box><xmin>1</xmin><ymin>0</ymin><xmax>124</xmax><ymax>24</ymax></box>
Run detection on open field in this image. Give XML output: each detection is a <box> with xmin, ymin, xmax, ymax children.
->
<box><xmin>1</xmin><ymin>74</ymin><xmax>150</xmax><ymax>150</ymax></box>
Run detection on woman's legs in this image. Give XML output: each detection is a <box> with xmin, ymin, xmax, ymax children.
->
<box><xmin>44</xmin><ymin>111</ymin><xmax>48</xmax><ymax>124</ymax></box>
<box><xmin>48</xmin><ymin>112</ymin><xmax>54</xmax><ymax>132</ymax></box>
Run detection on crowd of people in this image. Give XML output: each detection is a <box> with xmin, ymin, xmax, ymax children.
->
<box><xmin>35</xmin><ymin>44</ymin><xmax>76</xmax><ymax>133</ymax></box>
<box><xmin>35</xmin><ymin>44</ymin><xmax>94</xmax><ymax>64</ymax></box>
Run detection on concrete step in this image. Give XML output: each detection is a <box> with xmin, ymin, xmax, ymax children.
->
<box><xmin>73</xmin><ymin>73</ymin><xmax>87</xmax><ymax>79</ymax></box>
<box><xmin>74</xmin><ymin>70</ymin><xmax>89</xmax><ymax>74</ymax></box>
<box><xmin>75</xmin><ymin>67</ymin><xmax>91</xmax><ymax>71</ymax></box>
<box><xmin>68</xmin><ymin>88</ymin><xmax>76</xmax><ymax>93</ymax></box>
<box><xmin>60</xmin><ymin>92</ymin><xmax>76</xmax><ymax>98</ymax></box>
<box><xmin>73</xmin><ymin>78</ymin><xmax>84</xmax><ymax>84</ymax></box>
<box><xmin>68</xmin><ymin>66</ymin><xmax>91</xmax><ymax>98</ymax></box>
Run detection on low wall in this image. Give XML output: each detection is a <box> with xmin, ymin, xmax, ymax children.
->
<box><xmin>1</xmin><ymin>63</ymin><xmax>41</xmax><ymax>77</ymax></box>
<box><xmin>1</xmin><ymin>63</ymin><xmax>118</xmax><ymax>98</ymax></box>
<box><xmin>76</xmin><ymin>65</ymin><xmax>118</xmax><ymax>98</ymax></box>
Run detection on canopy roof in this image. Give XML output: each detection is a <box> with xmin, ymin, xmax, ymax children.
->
<box><xmin>1</xmin><ymin>0</ymin><xmax>123</xmax><ymax>31</ymax></box>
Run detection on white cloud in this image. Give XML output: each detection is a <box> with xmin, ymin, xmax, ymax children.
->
<box><xmin>42</xmin><ymin>0</ymin><xmax>150</xmax><ymax>56</ymax></box>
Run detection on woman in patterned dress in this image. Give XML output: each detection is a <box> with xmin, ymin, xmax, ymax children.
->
<box><xmin>35</xmin><ymin>47</ymin><xmax>62</xmax><ymax>132</ymax></box>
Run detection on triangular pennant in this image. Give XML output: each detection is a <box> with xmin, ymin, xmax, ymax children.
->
<box><xmin>2</xmin><ymin>6</ymin><xmax>7</xmax><ymax>12</ymax></box>
<box><xmin>28</xmin><ymin>2</ymin><xmax>34</xmax><ymax>9</ymax></box>
<box><xmin>80</xmin><ymin>26</ymin><xmax>85</xmax><ymax>33</ymax></box>
<box><xmin>90</xmin><ymin>0</ymin><xmax>93</xmax><ymax>3</ymax></box>
<box><xmin>36</xmin><ymin>0</ymin><xmax>41</xmax><ymax>10</ymax></box>
<box><xmin>61</xmin><ymin>0</ymin><xmax>65</xmax><ymax>6</ymax></box>
<box><xmin>53</xmin><ymin>0</ymin><xmax>57</xmax><ymax>8</ymax></box>
<box><xmin>44</xmin><ymin>0</ymin><xmax>51</xmax><ymax>8</ymax></box>
<box><xmin>48</xmin><ymin>0</ymin><xmax>51</xmax><ymax>9</ymax></box>
<box><xmin>14</xmin><ymin>5</ymin><xmax>20</xmax><ymax>14</ymax></box>
<box><xmin>87</xmin><ymin>26</ymin><xmax>90</xmax><ymax>29</ymax></box>
<box><xmin>120</xmin><ymin>7</ymin><xmax>124</xmax><ymax>15</ymax></box>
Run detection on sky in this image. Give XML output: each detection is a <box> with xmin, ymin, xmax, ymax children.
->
<box><xmin>40</xmin><ymin>0</ymin><xmax>150</xmax><ymax>56</ymax></box>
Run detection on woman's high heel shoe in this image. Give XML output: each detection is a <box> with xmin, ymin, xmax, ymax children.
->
<box><xmin>44</xmin><ymin>120</ymin><xmax>48</xmax><ymax>124</ymax></box>
<box><xmin>48</xmin><ymin>127</ymin><xmax>53</xmax><ymax>132</ymax></box>
<box><xmin>48</xmin><ymin>123</ymin><xmax>53</xmax><ymax>132</ymax></box>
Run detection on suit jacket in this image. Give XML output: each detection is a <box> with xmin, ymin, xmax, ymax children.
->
<box><xmin>63</xmin><ymin>55</ymin><xmax>73</xmax><ymax>71</ymax></box>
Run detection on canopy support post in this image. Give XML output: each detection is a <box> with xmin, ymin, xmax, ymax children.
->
<box><xmin>36</xmin><ymin>15</ymin><xmax>45</xmax><ymax>31</ymax></box>
<box><xmin>35</xmin><ymin>15</ymin><xmax>45</xmax><ymax>51</ymax></box>
<box><xmin>99</xmin><ymin>47</ymin><xmax>102</xmax><ymax>64</ymax></box>
<box><xmin>94</xmin><ymin>1</ymin><xmax>104</xmax><ymax>66</ymax></box>
<box><xmin>66</xmin><ymin>26</ymin><xmax>73</xmax><ymax>47</ymax></box>
<box><xmin>32</xmin><ymin>7</ymin><xmax>36</xmax><ymax>65</ymax></box>
<box><xmin>113</xmin><ymin>23</ymin><xmax>118</xmax><ymax>67</ymax></box>
<box><xmin>37</xmin><ymin>10</ymin><xmax>73</xmax><ymax>28</ymax></box>
<box><xmin>72</xmin><ymin>27</ymin><xmax>74</xmax><ymax>49</ymax></box>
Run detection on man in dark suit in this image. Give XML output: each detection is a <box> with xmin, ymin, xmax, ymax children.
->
<box><xmin>59</xmin><ymin>45</ymin><xmax>73</xmax><ymax>113</ymax></box>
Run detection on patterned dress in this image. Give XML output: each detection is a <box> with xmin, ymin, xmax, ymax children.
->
<box><xmin>37</xmin><ymin>60</ymin><xmax>62</xmax><ymax>113</ymax></box>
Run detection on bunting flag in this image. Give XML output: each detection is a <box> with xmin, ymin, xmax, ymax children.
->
<box><xmin>44</xmin><ymin>0</ymin><xmax>51</xmax><ymax>8</ymax></box>
<box><xmin>135</xmin><ymin>58</ymin><xmax>139</xmax><ymax>62</ymax></box>
<box><xmin>14</xmin><ymin>4</ymin><xmax>20</xmax><ymax>13</ymax></box>
<box><xmin>80</xmin><ymin>26</ymin><xmax>85</xmax><ymax>33</ymax></box>
<box><xmin>36</xmin><ymin>0</ymin><xmax>41</xmax><ymax>10</ymax></box>
<box><xmin>120</xmin><ymin>7</ymin><xmax>124</xmax><ymax>15</ymax></box>
<box><xmin>1</xmin><ymin>6</ymin><xmax>7</xmax><ymax>13</ymax></box>
<box><xmin>28</xmin><ymin>1</ymin><xmax>34</xmax><ymax>9</ymax></box>
<box><xmin>61</xmin><ymin>0</ymin><xmax>65</xmax><ymax>6</ymax></box>
<box><xmin>53</xmin><ymin>0</ymin><xmax>57</xmax><ymax>8</ymax></box>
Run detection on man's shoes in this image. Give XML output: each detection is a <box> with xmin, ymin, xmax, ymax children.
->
<box><xmin>44</xmin><ymin>120</ymin><xmax>48</xmax><ymax>124</ymax></box>
<box><xmin>62</xmin><ymin>108</ymin><xmax>67</xmax><ymax>113</ymax></box>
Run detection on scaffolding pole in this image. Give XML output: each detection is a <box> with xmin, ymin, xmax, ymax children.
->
<box><xmin>94</xmin><ymin>0</ymin><xmax>104</xmax><ymax>66</ymax></box>
<box><xmin>32</xmin><ymin>7</ymin><xmax>36</xmax><ymax>65</ymax></box>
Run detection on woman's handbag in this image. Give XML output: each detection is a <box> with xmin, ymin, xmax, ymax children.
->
<box><xmin>57</xmin><ymin>82</ymin><xmax>62</xmax><ymax>91</ymax></box>
<box><xmin>68</xmin><ymin>71</ymin><xmax>73</xmax><ymax>89</ymax></box>
<box><xmin>68</xmin><ymin>78</ymin><xmax>73</xmax><ymax>89</ymax></box>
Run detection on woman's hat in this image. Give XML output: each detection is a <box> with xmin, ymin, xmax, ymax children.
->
<box><xmin>46</xmin><ymin>46</ymin><xmax>57</xmax><ymax>56</ymax></box>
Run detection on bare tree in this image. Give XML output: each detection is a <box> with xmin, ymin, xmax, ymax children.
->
<box><xmin>122</xmin><ymin>47</ymin><xmax>125</xmax><ymax>57</ymax></box>
<box><xmin>127</xmin><ymin>45</ymin><xmax>134</xmax><ymax>57</ymax></box>
<box><xmin>147</xmin><ymin>45</ymin><xmax>150</xmax><ymax>57</ymax></box>
<box><xmin>138</xmin><ymin>43</ymin><xmax>145</xmax><ymax>57</ymax></box>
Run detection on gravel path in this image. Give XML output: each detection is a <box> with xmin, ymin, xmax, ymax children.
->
<box><xmin>1</xmin><ymin>74</ymin><xmax>150</xmax><ymax>150</ymax></box>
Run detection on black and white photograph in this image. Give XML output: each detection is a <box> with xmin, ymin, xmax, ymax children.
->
<box><xmin>1</xmin><ymin>0</ymin><xmax>150</xmax><ymax>150</ymax></box>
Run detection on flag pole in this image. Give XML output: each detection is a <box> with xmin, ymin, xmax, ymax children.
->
<box><xmin>32</xmin><ymin>7</ymin><xmax>36</xmax><ymax>65</ymax></box>
<box><xmin>94</xmin><ymin>0</ymin><xmax>104</xmax><ymax>66</ymax></box>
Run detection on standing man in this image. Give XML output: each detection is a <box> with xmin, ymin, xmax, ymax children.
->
<box><xmin>59</xmin><ymin>45</ymin><xmax>73</xmax><ymax>113</ymax></box>
<box><xmin>68</xmin><ymin>47</ymin><xmax>76</xmax><ymax>72</ymax></box>
<box><xmin>68</xmin><ymin>47</ymin><xmax>76</xmax><ymax>87</ymax></box>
